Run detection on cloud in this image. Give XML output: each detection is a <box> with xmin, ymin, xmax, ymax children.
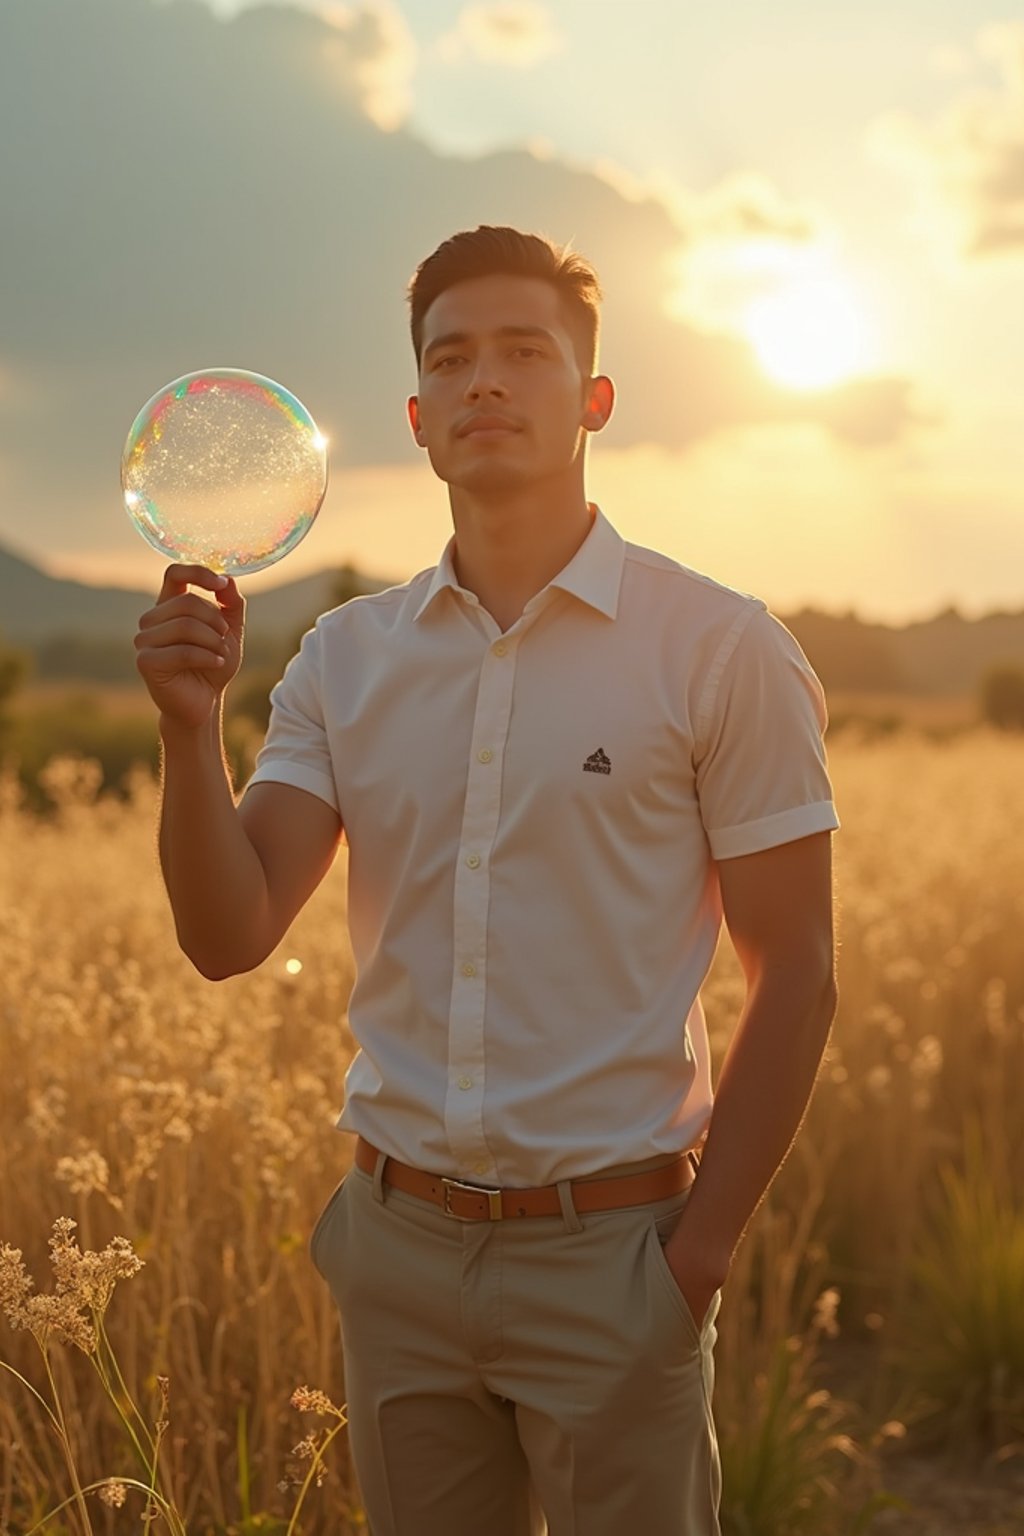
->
<box><xmin>867</xmin><ymin>20</ymin><xmax>1024</xmax><ymax>262</ymax></box>
<box><xmin>309</xmin><ymin>0</ymin><xmax>416</xmax><ymax>130</ymax></box>
<box><xmin>436</xmin><ymin>2</ymin><xmax>563</xmax><ymax>68</ymax></box>
<box><xmin>812</xmin><ymin>377</ymin><xmax>942</xmax><ymax>448</ymax></box>
<box><xmin>196</xmin><ymin>0</ymin><xmax>416</xmax><ymax>129</ymax></box>
<box><xmin>925</xmin><ymin>42</ymin><xmax>974</xmax><ymax>82</ymax></box>
<box><xmin>685</xmin><ymin>171</ymin><xmax>820</xmax><ymax>245</ymax></box>
<box><xmin>0</xmin><ymin>0</ymin><xmax>928</xmax><ymax>573</ymax></box>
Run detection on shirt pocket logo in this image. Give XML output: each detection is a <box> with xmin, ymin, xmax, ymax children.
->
<box><xmin>582</xmin><ymin>746</ymin><xmax>612</xmax><ymax>775</ymax></box>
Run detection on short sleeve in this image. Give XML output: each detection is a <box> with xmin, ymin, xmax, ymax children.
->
<box><xmin>694</xmin><ymin>605</ymin><xmax>840</xmax><ymax>861</ymax></box>
<box><xmin>244</xmin><ymin>621</ymin><xmax>340</xmax><ymax>815</ymax></box>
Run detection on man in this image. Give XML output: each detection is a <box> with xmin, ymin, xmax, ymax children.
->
<box><xmin>135</xmin><ymin>225</ymin><xmax>840</xmax><ymax>1535</ymax></box>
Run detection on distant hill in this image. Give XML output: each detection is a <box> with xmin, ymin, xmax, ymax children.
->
<box><xmin>0</xmin><ymin>542</ymin><xmax>397</xmax><ymax>676</ymax></box>
<box><xmin>1</xmin><ymin>539</ymin><xmax>1022</xmax><ymax>695</ymax></box>
<box><xmin>783</xmin><ymin>606</ymin><xmax>1024</xmax><ymax>697</ymax></box>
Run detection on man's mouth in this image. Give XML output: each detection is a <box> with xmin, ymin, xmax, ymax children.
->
<box><xmin>457</xmin><ymin>416</ymin><xmax>521</xmax><ymax>437</ymax></box>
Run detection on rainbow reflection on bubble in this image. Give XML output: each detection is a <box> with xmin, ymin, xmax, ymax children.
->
<box><xmin>121</xmin><ymin>368</ymin><xmax>329</xmax><ymax>576</ymax></box>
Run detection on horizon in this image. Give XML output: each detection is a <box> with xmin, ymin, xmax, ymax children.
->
<box><xmin>2</xmin><ymin>524</ymin><xmax>1019</xmax><ymax>632</ymax></box>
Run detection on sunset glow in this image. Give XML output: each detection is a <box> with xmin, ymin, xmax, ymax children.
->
<box><xmin>745</xmin><ymin>278</ymin><xmax>872</xmax><ymax>391</ymax></box>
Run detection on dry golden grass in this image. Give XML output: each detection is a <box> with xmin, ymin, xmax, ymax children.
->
<box><xmin>11</xmin><ymin>684</ymin><xmax>152</xmax><ymax>720</ymax></box>
<box><xmin>826</xmin><ymin>691</ymin><xmax>980</xmax><ymax>732</ymax></box>
<box><xmin>1</xmin><ymin>728</ymin><xmax>1023</xmax><ymax>1534</ymax></box>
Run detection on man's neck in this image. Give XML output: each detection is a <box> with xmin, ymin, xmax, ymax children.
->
<box><xmin>450</xmin><ymin>487</ymin><xmax>595</xmax><ymax>633</ymax></box>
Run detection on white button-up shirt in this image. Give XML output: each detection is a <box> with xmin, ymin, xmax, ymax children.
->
<box><xmin>247</xmin><ymin>505</ymin><xmax>840</xmax><ymax>1186</ymax></box>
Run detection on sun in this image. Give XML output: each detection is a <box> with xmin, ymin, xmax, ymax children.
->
<box><xmin>745</xmin><ymin>278</ymin><xmax>870</xmax><ymax>391</ymax></box>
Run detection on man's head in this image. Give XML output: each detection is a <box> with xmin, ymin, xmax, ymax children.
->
<box><xmin>405</xmin><ymin>226</ymin><xmax>614</xmax><ymax>500</ymax></box>
<box><xmin>408</xmin><ymin>225</ymin><xmax>602</xmax><ymax>377</ymax></box>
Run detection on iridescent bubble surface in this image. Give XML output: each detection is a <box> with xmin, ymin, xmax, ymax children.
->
<box><xmin>121</xmin><ymin>369</ymin><xmax>329</xmax><ymax>576</ymax></box>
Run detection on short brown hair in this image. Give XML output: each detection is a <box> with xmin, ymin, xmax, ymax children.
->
<box><xmin>407</xmin><ymin>225</ymin><xmax>602</xmax><ymax>375</ymax></box>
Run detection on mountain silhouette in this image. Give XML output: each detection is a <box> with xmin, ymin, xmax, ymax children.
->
<box><xmin>0</xmin><ymin>540</ymin><xmax>393</xmax><ymax>660</ymax></box>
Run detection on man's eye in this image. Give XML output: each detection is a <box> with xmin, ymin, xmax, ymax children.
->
<box><xmin>434</xmin><ymin>355</ymin><xmax>463</xmax><ymax>370</ymax></box>
<box><xmin>513</xmin><ymin>347</ymin><xmax>542</xmax><ymax>359</ymax></box>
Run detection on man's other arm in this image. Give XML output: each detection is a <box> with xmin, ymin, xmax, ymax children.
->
<box><xmin>664</xmin><ymin>830</ymin><xmax>838</xmax><ymax>1280</ymax></box>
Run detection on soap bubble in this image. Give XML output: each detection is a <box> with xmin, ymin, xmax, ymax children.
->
<box><xmin>121</xmin><ymin>368</ymin><xmax>329</xmax><ymax>576</ymax></box>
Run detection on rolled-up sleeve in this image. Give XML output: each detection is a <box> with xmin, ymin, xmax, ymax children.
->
<box><xmin>694</xmin><ymin>604</ymin><xmax>840</xmax><ymax>861</ymax></box>
<box><xmin>245</xmin><ymin>621</ymin><xmax>340</xmax><ymax>815</ymax></box>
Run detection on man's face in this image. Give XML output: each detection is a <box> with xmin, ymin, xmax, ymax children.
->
<box><xmin>407</xmin><ymin>273</ymin><xmax>612</xmax><ymax>495</ymax></box>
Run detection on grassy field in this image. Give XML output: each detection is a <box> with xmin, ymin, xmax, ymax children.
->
<box><xmin>1</xmin><ymin>728</ymin><xmax>1023</xmax><ymax>1534</ymax></box>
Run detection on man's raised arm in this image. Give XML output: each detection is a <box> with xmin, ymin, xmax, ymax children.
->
<box><xmin>136</xmin><ymin>564</ymin><xmax>341</xmax><ymax>979</ymax></box>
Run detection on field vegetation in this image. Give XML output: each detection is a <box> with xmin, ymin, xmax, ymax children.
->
<box><xmin>1</xmin><ymin>727</ymin><xmax>1023</xmax><ymax>1534</ymax></box>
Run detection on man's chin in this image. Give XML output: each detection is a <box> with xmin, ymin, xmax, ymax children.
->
<box><xmin>447</xmin><ymin>464</ymin><xmax>529</xmax><ymax>495</ymax></box>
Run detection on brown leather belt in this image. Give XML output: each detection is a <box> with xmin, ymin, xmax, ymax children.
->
<box><xmin>355</xmin><ymin>1136</ymin><xmax>698</xmax><ymax>1222</ymax></box>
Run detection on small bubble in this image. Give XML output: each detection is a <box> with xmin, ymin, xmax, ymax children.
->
<box><xmin>285</xmin><ymin>958</ymin><xmax>303</xmax><ymax>976</ymax></box>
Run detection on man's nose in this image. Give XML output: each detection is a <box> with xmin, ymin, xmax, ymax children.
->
<box><xmin>463</xmin><ymin>354</ymin><xmax>507</xmax><ymax>398</ymax></box>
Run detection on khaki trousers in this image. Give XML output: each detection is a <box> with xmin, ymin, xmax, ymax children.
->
<box><xmin>311</xmin><ymin>1150</ymin><xmax>723</xmax><ymax>1536</ymax></box>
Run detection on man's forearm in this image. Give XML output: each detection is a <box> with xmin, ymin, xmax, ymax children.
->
<box><xmin>158</xmin><ymin>707</ymin><xmax>272</xmax><ymax>978</ymax></box>
<box><xmin>669</xmin><ymin>971</ymin><xmax>838</xmax><ymax>1270</ymax></box>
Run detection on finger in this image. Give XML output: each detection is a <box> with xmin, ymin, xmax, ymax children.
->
<box><xmin>138</xmin><ymin>592</ymin><xmax>231</xmax><ymax>632</ymax></box>
<box><xmin>137</xmin><ymin>644</ymin><xmax>227</xmax><ymax>676</ymax></box>
<box><xmin>213</xmin><ymin>575</ymin><xmax>246</xmax><ymax>629</ymax></box>
<box><xmin>156</xmin><ymin>564</ymin><xmax>230</xmax><ymax>605</ymax></box>
<box><xmin>134</xmin><ymin>616</ymin><xmax>230</xmax><ymax>652</ymax></box>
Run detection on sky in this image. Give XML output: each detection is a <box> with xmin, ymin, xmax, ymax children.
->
<box><xmin>1</xmin><ymin>0</ymin><xmax>1022</xmax><ymax>622</ymax></box>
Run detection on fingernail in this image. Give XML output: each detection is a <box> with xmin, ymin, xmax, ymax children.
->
<box><xmin>213</xmin><ymin>574</ymin><xmax>228</xmax><ymax>587</ymax></box>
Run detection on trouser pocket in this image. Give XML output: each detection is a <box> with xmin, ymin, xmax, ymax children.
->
<box><xmin>647</xmin><ymin>1206</ymin><xmax>721</xmax><ymax>1342</ymax></box>
<box><xmin>309</xmin><ymin>1176</ymin><xmax>348</xmax><ymax>1276</ymax></box>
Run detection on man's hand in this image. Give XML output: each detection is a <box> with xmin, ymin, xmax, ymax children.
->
<box><xmin>661</xmin><ymin>1216</ymin><xmax>732</xmax><ymax>1334</ymax></box>
<box><xmin>135</xmin><ymin>564</ymin><xmax>245</xmax><ymax>729</ymax></box>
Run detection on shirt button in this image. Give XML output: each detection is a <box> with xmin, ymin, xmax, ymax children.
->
<box><xmin>473</xmin><ymin>1161</ymin><xmax>489</xmax><ymax>1175</ymax></box>
<box><xmin>457</xmin><ymin>1076</ymin><xmax>473</xmax><ymax>1091</ymax></box>
<box><xmin>493</xmin><ymin>642</ymin><xmax>507</xmax><ymax>656</ymax></box>
<box><xmin>461</xmin><ymin>962</ymin><xmax>476</xmax><ymax>977</ymax></box>
<box><xmin>477</xmin><ymin>748</ymin><xmax>493</xmax><ymax>763</ymax></box>
<box><xmin>466</xmin><ymin>853</ymin><xmax>481</xmax><ymax>869</ymax></box>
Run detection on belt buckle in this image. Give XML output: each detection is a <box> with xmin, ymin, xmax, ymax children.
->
<box><xmin>441</xmin><ymin>1177</ymin><xmax>503</xmax><ymax>1221</ymax></box>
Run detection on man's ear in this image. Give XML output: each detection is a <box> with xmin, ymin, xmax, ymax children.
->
<box><xmin>581</xmin><ymin>375</ymin><xmax>615</xmax><ymax>433</ymax></box>
<box><xmin>407</xmin><ymin>395</ymin><xmax>425</xmax><ymax>447</ymax></box>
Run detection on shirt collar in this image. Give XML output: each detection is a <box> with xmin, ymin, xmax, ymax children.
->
<box><xmin>412</xmin><ymin>504</ymin><xmax>625</xmax><ymax>625</ymax></box>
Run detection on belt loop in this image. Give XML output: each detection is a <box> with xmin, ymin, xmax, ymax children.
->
<box><xmin>372</xmin><ymin>1149</ymin><xmax>388</xmax><ymax>1205</ymax></box>
<box><xmin>555</xmin><ymin>1178</ymin><xmax>584</xmax><ymax>1234</ymax></box>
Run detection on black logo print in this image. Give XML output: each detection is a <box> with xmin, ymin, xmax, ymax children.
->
<box><xmin>582</xmin><ymin>747</ymin><xmax>611</xmax><ymax>775</ymax></box>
